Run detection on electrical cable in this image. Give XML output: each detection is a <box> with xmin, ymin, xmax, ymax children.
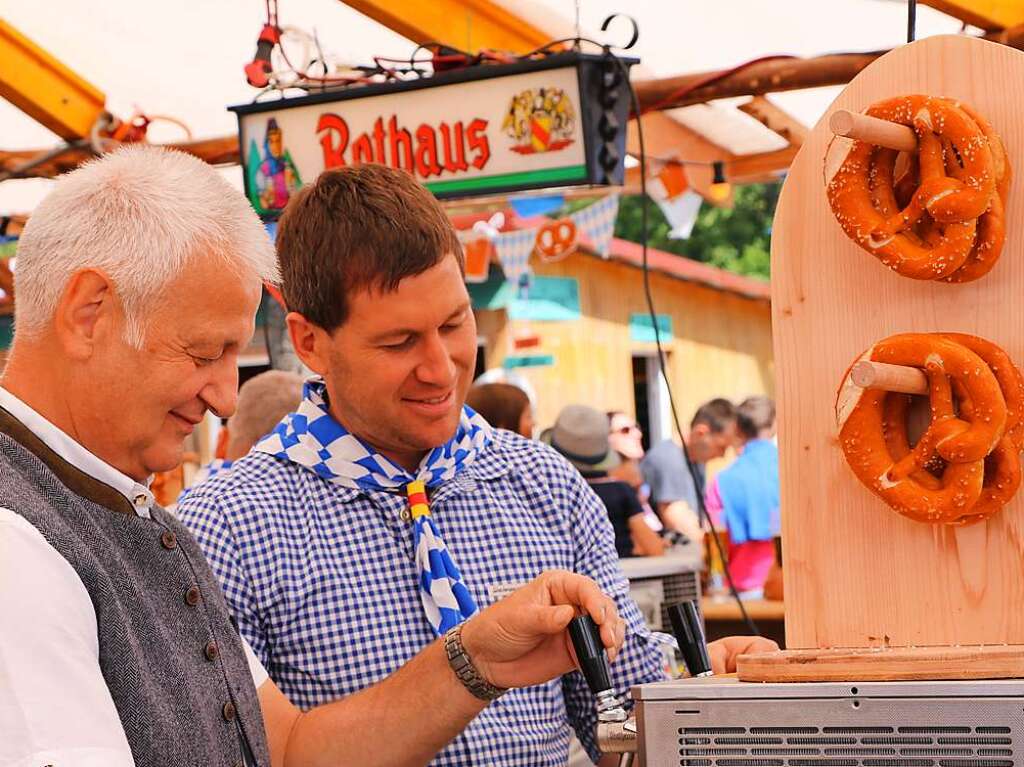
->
<box><xmin>607</xmin><ymin>49</ymin><xmax>761</xmax><ymax>636</ymax></box>
<box><xmin>908</xmin><ymin>0</ymin><xmax>917</xmax><ymax>43</ymax></box>
<box><xmin>641</xmin><ymin>54</ymin><xmax>798</xmax><ymax>115</ymax></box>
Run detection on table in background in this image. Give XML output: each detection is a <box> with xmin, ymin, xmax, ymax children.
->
<box><xmin>701</xmin><ymin>597</ymin><xmax>786</xmax><ymax>648</ymax></box>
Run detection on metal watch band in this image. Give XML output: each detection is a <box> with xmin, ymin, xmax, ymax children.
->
<box><xmin>444</xmin><ymin>623</ymin><xmax>507</xmax><ymax>702</ymax></box>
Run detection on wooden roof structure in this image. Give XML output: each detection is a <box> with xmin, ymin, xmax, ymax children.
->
<box><xmin>5</xmin><ymin>0</ymin><xmax>1024</xmax><ymax>199</ymax></box>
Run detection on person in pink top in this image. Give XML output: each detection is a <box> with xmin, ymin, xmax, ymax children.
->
<box><xmin>705</xmin><ymin>396</ymin><xmax>779</xmax><ymax>599</ymax></box>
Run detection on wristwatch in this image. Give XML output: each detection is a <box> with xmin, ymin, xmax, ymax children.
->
<box><xmin>444</xmin><ymin>623</ymin><xmax>507</xmax><ymax>701</ymax></box>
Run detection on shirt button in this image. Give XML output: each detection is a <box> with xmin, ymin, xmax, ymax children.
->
<box><xmin>222</xmin><ymin>701</ymin><xmax>237</xmax><ymax>721</ymax></box>
<box><xmin>185</xmin><ymin>586</ymin><xmax>201</xmax><ymax>606</ymax></box>
<box><xmin>204</xmin><ymin>640</ymin><xmax>219</xmax><ymax>661</ymax></box>
<box><xmin>400</xmin><ymin>508</ymin><xmax>411</xmax><ymax>522</ymax></box>
<box><xmin>161</xmin><ymin>531</ymin><xmax>177</xmax><ymax>550</ymax></box>
<box><xmin>134</xmin><ymin>494</ymin><xmax>148</xmax><ymax>506</ymax></box>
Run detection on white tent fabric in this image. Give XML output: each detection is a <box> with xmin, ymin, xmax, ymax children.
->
<box><xmin>0</xmin><ymin>0</ymin><xmax>975</xmax><ymax>211</ymax></box>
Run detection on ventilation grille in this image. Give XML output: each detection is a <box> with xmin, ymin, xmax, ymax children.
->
<box><xmin>660</xmin><ymin>570</ymin><xmax>701</xmax><ymax>631</ymax></box>
<box><xmin>678</xmin><ymin>725</ymin><xmax>1013</xmax><ymax>767</ymax></box>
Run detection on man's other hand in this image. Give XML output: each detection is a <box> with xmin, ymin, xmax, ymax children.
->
<box><xmin>707</xmin><ymin>635</ymin><xmax>779</xmax><ymax>674</ymax></box>
<box><xmin>460</xmin><ymin>570</ymin><xmax>625</xmax><ymax>690</ymax></box>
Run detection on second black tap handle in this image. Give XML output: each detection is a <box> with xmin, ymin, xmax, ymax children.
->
<box><xmin>568</xmin><ymin>615</ymin><xmax>612</xmax><ymax>694</ymax></box>
<box><xmin>668</xmin><ymin>600</ymin><xmax>713</xmax><ymax>677</ymax></box>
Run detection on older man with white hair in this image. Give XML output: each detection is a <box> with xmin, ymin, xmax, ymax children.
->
<box><xmin>0</xmin><ymin>146</ymin><xmax>626</xmax><ymax>767</ymax></box>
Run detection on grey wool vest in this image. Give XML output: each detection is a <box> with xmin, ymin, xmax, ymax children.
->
<box><xmin>0</xmin><ymin>407</ymin><xmax>270</xmax><ymax>767</ymax></box>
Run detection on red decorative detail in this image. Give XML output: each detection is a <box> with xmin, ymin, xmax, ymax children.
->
<box><xmin>509</xmin><ymin>138</ymin><xmax>574</xmax><ymax>156</ymax></box>
<box><xmin>513</xmin><ymin>334</ymin><xmax>542</xmax><ymax>350</ymax></box>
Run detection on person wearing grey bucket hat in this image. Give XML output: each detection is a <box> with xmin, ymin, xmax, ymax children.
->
<box><xmin>546</xmin><ymin>406</ymin><xmax>668</xmax><ymax>558</ymax></box>
<box><xmin>543</xmin><ymin>405</ymin><xmax>621</xmax><ymax>474</ymax></box>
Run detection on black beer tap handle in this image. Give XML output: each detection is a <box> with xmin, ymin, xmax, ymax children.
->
<box><xmin>568</xmin><ymin>615</ymin><xmax>613</xmax><ymax>694</ymax></box>
<box><xmin>668</xmin><ymin>600</ymin><xmax>714</xmax><ymax>677</ymax></box>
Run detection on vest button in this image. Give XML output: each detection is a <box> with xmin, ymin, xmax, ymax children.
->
<box><xmin>184</xmin><ymin>586</ymin><xmax>201</xmax><ymax>606</ymax></box>
<box><xmin>222</xmin><ymin>701</ymin><xmax>237</xmax><ymax>721</ymax></box>
<box><xmin>204</xmin><ymin>640</ymin><xmax>219</xmax><ymax>661</ymax></box>
<box><xmin>160</xmin><ymin>531</ymin><xmax>177</xmax><ymax>550</ymax></box>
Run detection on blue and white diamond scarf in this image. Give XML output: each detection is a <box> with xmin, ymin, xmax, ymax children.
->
<box><xmin>254</xmin><ymin>379</ymin><xmax>491</xmax><ymax>635</ymax></box>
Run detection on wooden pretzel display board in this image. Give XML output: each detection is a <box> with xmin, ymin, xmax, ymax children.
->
<box><xmin>770</xmin><ymin>35</ymin><xmax>1024</xmax><ymax>658</ymax></box>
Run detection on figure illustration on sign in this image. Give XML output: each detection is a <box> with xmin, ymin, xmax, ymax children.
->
<box><xmin>247</xmin><ymin>117</ymin><xmax>302</xmax><ymax>216</ymax></box>
<box><xmin>503</xmin><ymin>87</ymin><xmax>576</xmax><ymax>154</ymax></box>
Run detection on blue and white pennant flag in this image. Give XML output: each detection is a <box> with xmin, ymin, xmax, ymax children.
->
<box><xmin>255</xmin><ymin>379</ymin><xmax>492</xmax><ymax>635</ymax></box>
<box><xmin>493</xmin><ymin>228</ymin><xmax>538</xmax><ymax>281</ymax></box>
<box><xmin>570</xmin><ymin>193</ymin><xmax>620</xmax><ymax>258</ymax></box>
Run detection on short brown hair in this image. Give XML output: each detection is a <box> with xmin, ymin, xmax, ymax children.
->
<box><xmin>466</xmin><ymin>383</ymin><xmax>530</xmax><ymax>432</ymax></box>
<box><xmin>691</xmin><ymin>398</ymin><xmax>736</xmax><ymax>432</ymax></box>
<box><xmin>276</xmin><ymin>164</ymin><xmax>462</xmax><ymax>330</ymax></box>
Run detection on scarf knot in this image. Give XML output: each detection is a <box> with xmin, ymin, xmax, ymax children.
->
<box><xmin>255</xmin><ymin>379</ymin><xmax>491</xmax><ymax>634</ymax></box>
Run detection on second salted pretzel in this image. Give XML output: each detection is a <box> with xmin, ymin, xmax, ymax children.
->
<box><xmin>837</xmin><ymin>332</ymin><xmax>1023</xmax><ymax>524</ymax></box>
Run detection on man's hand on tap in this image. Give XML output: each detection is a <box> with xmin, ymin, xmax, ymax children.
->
<box><xmin>707</xmin><ymin>635</ymin><xmax>780</xmax><ymax>674</ymax></box>
<box><xmin>461</xmin><ymin>570</ymin><xmax>626</xmax><ymax>690</ymax></box>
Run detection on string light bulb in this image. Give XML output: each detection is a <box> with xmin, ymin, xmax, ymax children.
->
<box><xmin>709</xmin><ymin>160</ymin><xmax>731</xmax><ymax>202</ymax></box>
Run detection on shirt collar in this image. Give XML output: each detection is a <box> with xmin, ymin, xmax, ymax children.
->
<box><xmin>0</xmin><ymin>386</ymin><xmax>155</xmax><ymax>518</ymax></box>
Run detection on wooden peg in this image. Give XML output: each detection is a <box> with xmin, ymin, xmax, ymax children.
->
<box><xmin>829</xmin><ymin>110</ymin><xmax>918</xmax><ymax>152</ymax></box>
<box><xmin>851</xmin><ymin>360</ymin><xmax>929</xmax><ymax>395</ymax></box>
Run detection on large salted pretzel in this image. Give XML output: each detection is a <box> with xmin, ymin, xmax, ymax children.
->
<box><xmin>827</xmin><ymin>96</ymin><xmax>1010</xmax><ymax>282</ymax></box>
<box><xmin>836</xmin><ymin>332</ymin><xmax>1024</xmax><ymax>524</ymax></box>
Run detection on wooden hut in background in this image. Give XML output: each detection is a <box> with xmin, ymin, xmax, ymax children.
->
<box><xmin>472</xmin><ymin>233</ymin><xmax>773</xmax><ymax>442</ymax></box>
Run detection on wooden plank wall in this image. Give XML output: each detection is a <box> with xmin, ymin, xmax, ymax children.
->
<box><xmin>772</xmin><ymin>35</ymin><xmax>1024</xmax><ymax>649</ymax></box>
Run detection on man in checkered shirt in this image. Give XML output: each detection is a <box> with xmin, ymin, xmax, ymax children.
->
<box><xmin>178</xmin><ymin>164</ymin><xmax>772</xmax><ymax>766</ymax></box>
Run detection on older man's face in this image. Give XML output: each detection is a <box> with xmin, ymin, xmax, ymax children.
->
<box><xmin>79</xmin><ymin>255</ymin><xmax>261</xmax><ymax>480</ymax></box>
<box><xmin>318</xmin><ymin>254</ymin><xmax>477</xmax><ymax>471</ymax></box>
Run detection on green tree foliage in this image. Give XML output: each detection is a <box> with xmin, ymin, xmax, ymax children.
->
<box><xmin>613</xmin><ymin>182</ymin><xmax>781</xmax><ymax>280</ymax></box>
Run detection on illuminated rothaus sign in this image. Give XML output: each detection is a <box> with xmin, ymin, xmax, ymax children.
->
<box><xmin>230</xmin><ymin>52</ymin><xmax>635</xmax><ymax>216</ymax></box>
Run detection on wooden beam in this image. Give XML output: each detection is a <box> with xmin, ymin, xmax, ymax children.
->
<box><xmin>921</xmin><ymin>0</ymin><xmax>1024</xmax><ymax>32</ymax></box>
<box><xmin>633</xmin><ymin>27</ymin><xmax>1024</xmax><ymax>113</ymax></box>
<box><xmin>727</xmin><ymin>145</ymin><xmax>799</xmax><ymax>180</ymax></box>
<box><xmin>340</xmin><ymin>0</ymin><xmax>551</xmax><ymax>52</ymax></box>
<box><xmin>738</xmin><ymin>96</ymin><xmax>808</xmax><ymax>147</ymax></box>
<box><xmin>634</xmin><ymin>52</ymin><xmax>881</xmax><ymax>113</ymax></box>
<box><xmin>0</xmin><ymin>18</ymin><xmax>107</xmax><ymax>140</ymax></box>
<box><xmin>0</xmin><ymin>135</ymin><xmax>241</xmax><ymax>180</ymax></box>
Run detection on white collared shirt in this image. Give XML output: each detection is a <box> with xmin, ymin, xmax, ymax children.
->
<box><xmin>0</xmin><ymin>386</ymin><xmax>269</xmax><ymax>767</ymax></box>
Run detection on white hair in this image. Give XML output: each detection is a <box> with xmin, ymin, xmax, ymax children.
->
<box><xmin>14</xmin><ymin>145</ymin><xmax>279</xmax><ymax>347</ymax></box>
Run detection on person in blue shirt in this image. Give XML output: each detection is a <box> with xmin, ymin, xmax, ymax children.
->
<box><xmin>707</xmin><ymin>396</ymin><xmax>780</xmax><ymax>599</ymax></box>
<box><xmin>178</xmin><ymin>164</ymin><xmax>774</xmax><ymax>767</ymax></box>
<box><xmin>641</xmin><ymin>399</ymin><xmax>738</xmax><ymax>545</ymax></box>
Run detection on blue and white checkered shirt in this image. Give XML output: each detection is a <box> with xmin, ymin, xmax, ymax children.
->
<box><xmin>177</xmin><ymin>429</ymin><xmax>667</xmax><ymax>765</ymax></box>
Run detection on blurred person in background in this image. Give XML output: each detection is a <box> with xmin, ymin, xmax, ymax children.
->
<box><xmin>641</xmin><ymin>398</ymin><xmax>738</xmax><ymax>544</ymax></box>
<box><xmin>177</xmin><ymin>369</ymin><xmax>304</xmax><ymax>503</ymax></box>
<box><xmin>465</xmin><ymin>381</ymin><xmax>534</xmax><ymax>438</ymax></box>
<box><xmin>606</xmin><ymin>411</ymin><xmax>645</xmax><ymax>490</ymax></box>
<box><xmin>548</xmin><ymin>405</ymin><xmax>667</xmax><ymax>559</ymax></box>
<box><xmin>607</xmin><ymin>410</ymin><xmax>675</xmax><ymax>542</ymax></box>
<box><xmin>705</xmin><ymin>395</ymin><xmax>780</xmax><ymax>599</ymax></box>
